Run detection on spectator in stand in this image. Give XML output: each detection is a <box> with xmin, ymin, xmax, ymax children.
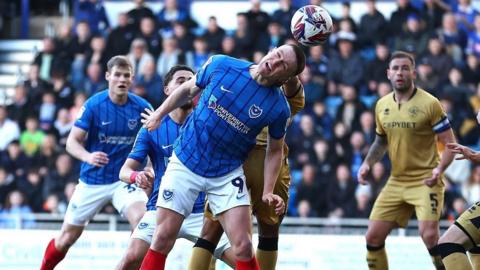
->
<box><xmin>190</xmin><ymin>37</ymin><xmax>211</xmax><ymax>72</ymax></box>
<box><xmin>424</xmin><ymin>36</ymin><xmax>455</xmax><ymax>82</ymax></box>
<box><xmin>127</xmin><ymin>0</ymin><xmax>155</xmax><ymax>32</ymax></box>
<box><xmin>69</xmin><ymin>92</ymin><xmax>87</xmax><ymax>123</ymax></box>
<box><xmin>339</xmin><ymin>1</ymin><xmax>357</xmax><ymax>34</ymax></box>
<box><xmin>0</xmin><ymin>106</ymin><xmax>20</xmax><ymax>152</ymax></box>
<box><xmin>50</xmin><ymin>70</ymin><xmax>75</xmax><ymax>109</ymax></box>
<box><xmin>0</xmin><ymin>190</ymin><xmax>35</xmax><ymax>228</ymax></box>
<box><xmin>366</xmin><ymin>43</ymin><xmax>390</xmax><ymax>95</ymax></box>
<box><xmin>245</xmin><ymin>0</ymin><xmax>271</xmax><ymax>42</ymax></box>
<box><xmin>73</xmin><ymin>0</ymin><xmax>110</xmax><ymax>36</ymax></box>
<box><xmin>233</xmin><ymin>13</ymin><xmax>255</xmax><ymax>60</ymax></box>
<box><xmin>53</xmin><ymin>108</ymin><xmax>72</xmax><ymax>147</ymax></box>
<box><xmin>394</xmin><ymin>14</ymin><xmax>430</xmax><ymax>56</ymax></box>
<box><xmin>42</xmin><ymin>153</ymin><xmax>77</xmax><ymax>204</ymax></box>
<box><xmin>137</xmin><ymin>16</ymin><xmax>163</xmax><ymax>59</ymax></box>
<box><xmin>312</xmin><ymin>138</ymin><xmax>337</xmax><ymax>182</ymax></box>
<box><xmin>17</xmin><ymin>168</ymin><xmax>44</xmax><ymax>213</ymax></box>
<box><xmin>24</xmin><ymin>64</ymin><xmax>51</xmax><ymax>108</ymax></box>
<box><xmin>69</xmin><ymin>21</ymin><xmax>92</xmax><ymax>90</ymax></box>
<box><xmin>332</xmin><ymin>121</ymin><xmax>351</xmax><ymax>164</ymax></box>
<box><xmin>0</xmin><ymin>166</ymin><xmax>15</xmax><ymax>210</ymax></box>
<box><xmin>33</xmin><ymin>37</ymin><xmax>69</xmax><ymax>82</ymax></box>
<box><xmin>306</xmin><ymin>45</ymin><xmax>328</xmax><ymax>95</ymax></box>
<box><xmin>134</xmin><ymin>60</ymin><xmax>164</xmax><ymax>108</ymax></box>
<box><xmin>437</xmin><ymin>12</ymin><xmax>468</xmax><ymax>65</ymax></box>
<box><xmin>376</xmin><ymin>81</ymin><xmax>393</xmax><ymax>98</ymax></box>
<box><xmin>43</xmin><ymin>194</ymin><xmax>65</xmax><ymax>214</ymax></box>
<box><xmin>327</xmin><ymin>32</ymin><xmax>364</xmax><ymax>95</ymax></box>
<box><xmin>287</xmin><ymin>114</ymin><xmax>322</xmax><ymax>169</ymax></box>
<box><xmin>446</xmin><ymin>196</ymin><xmax>468</xmax><ymax>221</ymax></box>
<box><xmin>256</xmin><ymin>21</ymin><xmax>287</xmax><ymax>54</ymax></box>
<box><xmin>355</xmin><ymin>184</ymin><xmax>372</xmax><ymax>218</ymax></box>
<box><xmin>466</xmin><ymin>14</ymin><xmax>480</xmax><ymax>58</ymax></box>
<box><xmin>156</xmin><ymin>37</ymin><xmax>192</xmax><ymax>78</ymax></box>
<box><xmin>311</xmin><ymin>101</ymin><xmax>334</xmax><ymax>140</ymax></box>
<box><xmin>335</xmin><ymin>85</ymin><xmax>367</xmax><ymax>132</ymax></box>
<box><xmin>271</xmin><ymin>0</ymin><xmax>296</xmax><ymax>37</ymax></box>
<box><xmin>388</xmin><ymin>0</ymin><xmax>421</xmax><ymax>40</ymax></box>
<box><xmin>82</xmin><ymin>62</ymin><xmax>108</xmax><ymax>96</ymax></box>
<box><xmin>220</xmin><ymin>36</ymin><xmax>240</xmax><ymax>58</ymax></box>
<box><xmin>461</xmin><ymin>164</ymin><xmax>480</xmax><ymax>205</ymax></box>
<box><xmin>202</xmin><ymin>16</ymin><xmax>226</xmax><ymax>54</ymax></box>
<box><xmin>85</xmin><ymin>35</ymin><xmax>108</xmax><ymax>75</ymax></box>
<box><xmin>327</xmin><ymin>164</ymin><xmax>357</xmax><ymax>218</ymax></box>
<box><xmin>156</xmin><ymin>0</ymin><xmax>196</xmax><ymax>36</ymax></box>
<box><xmin>20</xmin><ymin>116</ymin><xmax>46</xmax><ymax>157</ymax></box>
<box><xmin>54</xmin><ymin>22</ymin><xmax>74</xmax><ymax>61</ymax></box>
<box><xmin>358</xmin><ymin>0</ymin><xmax>387</xmax><ymax>51</ymax></box>
<box><xmin>7</xmin><ymin>84</ymin><xmax>30</xmax><ymax>129</ymax></box>
<box><xmin>300</xmin><ymin>65</ymin><xmax>324</xmax><ymax>109</ymax></box>
<box><xmin>38</xmin><ymin>92</ymin><xmax>57</xmax><ymax>132</ymax></box>
<box><xmin>348</xmin><ymin>131</ymin><xmax>368</xmax><ymax>179</ymax></box>
<box><xmin>454</xmin><ymin>0</ymin><xmax>478</xmax><ymax>34</ymax></box>
<box><xmin>416</xmin><ymin>57</ymin><xmax>440</xmax><ymax>92</ymax></box>
<box><xmin>295</xmin><ymin>163</ymin><xmax>325</xmax><ymax>217</ymax></box>
<box><xmin>34</xmin><ymin>134</ymin><xmax>61</xmax><ymax>177</ymax></box>
<box><xmin>106</xmin><ymin>13</ymin><xmax>135</xmax><ymax>59</ymax></box>
<box><xmin>359</xmin><ymin>111</ymin><xmax>375</xmax><ymax>147</ymax></box>
<box><xmin>127</xmin><ymin>38</ymin><xmax>154</xmax><ymax>78</ymax></box>
<box><xmin>1</xmin><ymin>141</ymin><xmax>29</xmax><ymax>179</ymax></box>
<box><xmin>172</xmin><ymin>21</ymin><xmax>195</xmax><ymax>53</ymax></box>
<box><xmin>461</xmin><ymin>53</ymin><xmax>480</xmax><ymax>89</ymax></box>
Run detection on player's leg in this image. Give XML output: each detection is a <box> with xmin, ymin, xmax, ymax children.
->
<box><xmin>366</xmin><ymin>180</ymin><xmax>411</xmax><ymax>270</ymax></box>
<box><xmin>468</xmin><ymin>246</ymin><xmax>480</xmax><ymax>269</ymax></box>
<box><xmin>116</xmin><ymin>211</ymin><xmax>156</xmax><ymax>270</ymax></box>
<box><xmin>412</xmin><ymin>183</ymin><xmax>445</xmax><ymax>269</ymax></box>
<box><xmin>112</xmin><ymin>182</ymin><xmax>148</xmax><ymax>229</ymax></box>
<box><xmin>40</xmin><ymin>181</ymin><xmax>111</xmax><ymax>270</ymax></box>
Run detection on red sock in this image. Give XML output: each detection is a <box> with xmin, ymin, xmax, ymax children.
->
<box><xmin>140</xmin><ymin>249</ymin><xmax>167</xmax><ymax>270</ymax></box>
<box><xmin>40</xmin><ymin>239</ymin><xmax>66</xmax><ymax>270</ymax></box>
<box><xmin>236</xmin><ymin>256</ymin><xmax>260</xmax><ymax>270</ymax></box>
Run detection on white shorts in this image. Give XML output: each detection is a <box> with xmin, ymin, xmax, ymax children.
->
<box><xmin>64</xmin><ymin>180</ymin><xmax>148</xmax><ymax>226</ymax></box>
<box><xmin>131</xmin><ymin>211</ymin><xmax>231</xmax><ymax>259</ymax></box>
<box><xmin>157</xmin><ymin>153</ymin><xmax>250</xmax><ymax>217</ymax></box>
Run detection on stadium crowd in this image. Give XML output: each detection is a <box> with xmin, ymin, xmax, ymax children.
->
<box><xmin>1</xmin><ymin>0</ymin><xmax>480</xmax><ymax>227</ymax></box>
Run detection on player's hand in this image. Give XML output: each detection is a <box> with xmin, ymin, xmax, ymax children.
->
<box><xmin>141</xmin><ymin>108</ymin><xmax>161</xmax><ymax>131</ymax></box>
<box><xmin>262</xmin><ymin>193</ymin><xmax>285</xmax><ymax>215</ymax></box>
<box><xmin>446</xmin><ymin>143</ymin><xmax>480</xmax><ymax>162</ymax></box>
<box><xmin>134</xmin><ymin>170</ymin><xmax>154</xmax><ymax>190</ymax></box>
<box><xmin>424</xmin><ymin>167</ymin><xmax>441</xmax><ymax>187</ymax></box>
<box><xmin>357</xmin><ymin>163</ymin><xmax>370</xmax><ymax>185</ymax></box>
<box><xmin>86</xmin><ymin>151</ymin><xmax>109</xmax><ymax>167</ymax></box>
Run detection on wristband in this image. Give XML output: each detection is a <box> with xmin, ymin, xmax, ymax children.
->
<box><xmin>129</xmin><ymin>171</ymin><xmax>139</xmax><ymax>184</ymax></box>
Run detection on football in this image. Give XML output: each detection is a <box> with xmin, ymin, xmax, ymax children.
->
<box><xmin>290</xmin><ymin>5</ymin><xmax>333</xmax><ymax>46</ymax></box>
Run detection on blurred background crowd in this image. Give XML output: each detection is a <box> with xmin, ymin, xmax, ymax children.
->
<box><xmin>1</xmin><ymin>0</ymin><xmax>480</xmax><ymax>228</ymax></box>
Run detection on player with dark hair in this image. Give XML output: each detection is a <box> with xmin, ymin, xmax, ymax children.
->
<box><xmin>39</xmin><ymin>56</ymin><xmax>152</xmax><ymax>270</ymax></box>
<box><xmin>188</xmin><ymin>74</ymin><xmax>304</xmax><ymax>270</ymax></box>
<box><xmin>115</xmin><ymin>65</ymin><xmax>232</xmax><ymax>270</ymax></box>
<box><xmin>140</xmin><ymin>44</ymin><xmax>306</xmax><ymax>270</ymax></box>
<box><xmin>357</xmin><ymin>51</ymin><xmax>456</xmax><ymax>270</ymax></box>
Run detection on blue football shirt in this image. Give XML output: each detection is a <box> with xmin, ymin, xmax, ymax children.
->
<box><xmin>74</xmin><ymin>90</ymin><xmax>152</xmax><ymax>185</ymax></box>
<box><xmin>128</xmin><ymin>116</ymin><xmax>206</xmax><ymax>212</ymax></box>
<box><xmin>175</xmin><ymin>55</ymin><xmax>291</xmax><ymax>177</ymax></box>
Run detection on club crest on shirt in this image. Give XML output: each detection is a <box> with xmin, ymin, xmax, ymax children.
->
<box><xmin>128</xmin><ymin>119</ymin><xmax>138</xmax><ymax>130</ymax></box>
<box><xmin>248</xmin><ymin>104</ymin><xmax>263</xmax><ymax>119</ymax></box>
<box><xmin>163</xmin><ymin>189</ymin><xmax>174</xmax><ymax>201</ymax></box>
<box><xmin>208</xmin><ymin>95</ymin><xmax>218</xmax><ymax>109</ymax></box>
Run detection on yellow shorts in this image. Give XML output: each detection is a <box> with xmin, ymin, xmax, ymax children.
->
<box><xmin>204</xmin><ymin>144</ymin><xmax>291</xmax><ymax>226</ymax></box>
<box><xmin>243</xmin><ymin>144</ymin><xmax>290</xmax><ymax>226</ymax></box>
<box><xmin>455</xmin><ymin>201</ymin><xmax>480</xmax><ymax>246</ymax></box>
<box><xmin>369</xmin><ymin>178</ymin><xmax>444</xmax><ymax>227</ymax></box>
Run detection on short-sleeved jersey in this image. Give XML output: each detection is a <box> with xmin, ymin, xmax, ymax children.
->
<box><xmin>256</xmin><ymin>84</ymin><xmax>305</xmax><ymax>146</ymax></box>
<box><xmin>74</xmin><ymin>90</ymin><xmax>152</xmax><ymax>185</ymax></box>
<box><xmin>174</xmin><ymin>55</ymin><xmax>291</xmax><ymax>177</ymax></box>
<box><xmin>127</xmin><ymin>116</ymin><xmax>206</xmax><ymax>212</ymax></box>
<box><xmin>375</xmin><ymin>88</ymin><xmax>451</xmax><ymax>182</ymax></box>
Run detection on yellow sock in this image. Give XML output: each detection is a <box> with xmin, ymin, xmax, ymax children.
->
<box><xmin>443</xmin><ymin>252</ymin><xmax>473</xmax><ymax>270</ymax></box>
<box><xmin>468</xmin><ymin>246</ymin><xmax>480</xmax><ymax>270</ymax></box>
<box><xmin>188</xmin><ymin>247</ymin><xmax>214</xmax><ymax>270</ymax></box>
<box><xmin>256</xmin><ymin>249</ymin><xmax>278</xmax><ymax>270</ymax></box>
<box><xmin>366</xmin><ymin>245</ymin><xmax>388</xmax><ymax>270</ymax></box>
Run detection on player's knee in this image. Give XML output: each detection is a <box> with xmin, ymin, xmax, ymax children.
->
<box><xmin>421</xmin><ymin>229</ymin><xmax>439</xmax><ymax>247</ymax></box>
<box><xmin>123</xmin><ymin>250</ymin><xmax>143</xmax><ymax>267</ymax></box>
<box><xmin>57</xmin><ymin>232</ymin><xmax>79</xmax><ymax>249</ymax></box>
<box><xmin>365</xmin><ymin>231</ymin><xmax>385</xmax><ymax>246</ymax></box>
<box><xmin>232</xmin><ymin>237</ymin><xmax>253</xmax><ymax>258</ymax></box>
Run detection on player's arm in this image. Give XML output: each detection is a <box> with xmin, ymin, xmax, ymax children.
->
<box><xmin>66</xmin><ymin>126</ymin><xmax>109</xmax><ymax>167</ymax></box>
<box><xmin>263</xmin><ymin>135</ymin><xmax>286</xmax><ymax>215</ymax></box>
<box><xmin>446</xmin><ymin>143</ymin><xmax>480</xmax><ymax>163</ymax></box>
<box><xmin>357</xmin><ymin>134</ymin><xmax>388</xmax><ymax>185</ymax></box>
<box><xmin>119</xmin><ymin>158</ymin><xmax>154</xmax><ymax>194</ymax></box>
<box><xmin>282</xmin><ymin>76</ymin><xmax>305</xmax><ymax>116</ymax></box>
<box><xmin>424</xmin><ymin>128</ymin><xmax>456</xmax><ymax>187</ymax></box>
<box><xmin>142</xmin><ymin>76</ymin><xmax>201</xmax><ymax>131</ymax></box>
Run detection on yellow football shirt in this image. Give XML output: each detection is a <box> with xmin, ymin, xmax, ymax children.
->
<box><xmin>375</xmin><ymin>88</ymin><xmax>450</xmax><ymax>182</ymax></box>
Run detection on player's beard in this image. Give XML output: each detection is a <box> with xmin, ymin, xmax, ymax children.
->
<box><xmin>393</xmin><ymin>78</ymin><xmax>413</xmax><ymax>93</ymax></box>
<box><xmin>181</xmin><ymin>100</ymin><xmax>193</xmax><ymax>110</ymax></box>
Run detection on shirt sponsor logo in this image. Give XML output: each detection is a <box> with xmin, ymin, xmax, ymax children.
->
<box><xmin>208</xmin><ymin>95</ymin><xmax>250</xmax><ymax>134</ymax></box>
<box><xmin>382</xmin><ymin>122</ymin><xmax>417</xmax><ymax>129</ymax></box>
<box><xmin>99</xmin><ymin>133</ymin><xmax>135</xmax><ymax>145</ymax></box>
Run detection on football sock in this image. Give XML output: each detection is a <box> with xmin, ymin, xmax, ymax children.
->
<box><xmin>40</xmin><ymin>239</ymin><xmax>66</xmax><ymax>270</ymax></box>
<box><xmin>140</xmin><ymin>249</ymin><xmax>166</xmax><ymax>270</ymax></box>
<box><xmin>257</xmin><ymin>237</ymin><xmax>278</xmax><ymax>270</ymax></box>
<box><xmin>366</xmin><ymin>244</ymin><xmax>388</xmax><ymax>270</ymax></box>
<box><xmin>428</xmin><ymin>246</ymin><xmax>445</xmax><ymax>270</ymax></box>
<box><xmin>188</xmin><ymin>238</ymin><xmax>216</xmax><ymax>270</ymax></box>
<box><xmin>469</xmin><ymin>246</ymin><xmax>480</xmax><ymax>269</ymax></box>
<box><xmin>236</xmin><ymin>256</ymin><xmax>260</xmax><ymax>270</ymax></box>
<box><xmin>437</xmin><ymin>243</ymin><xmax>472</xmax><ymax>270</ymax></box>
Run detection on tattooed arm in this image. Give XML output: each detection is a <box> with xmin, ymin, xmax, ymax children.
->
<box><xmin>357</xmin><ymin>134</ymin><xmax>388</xmax><ymax>185</ymax></box>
